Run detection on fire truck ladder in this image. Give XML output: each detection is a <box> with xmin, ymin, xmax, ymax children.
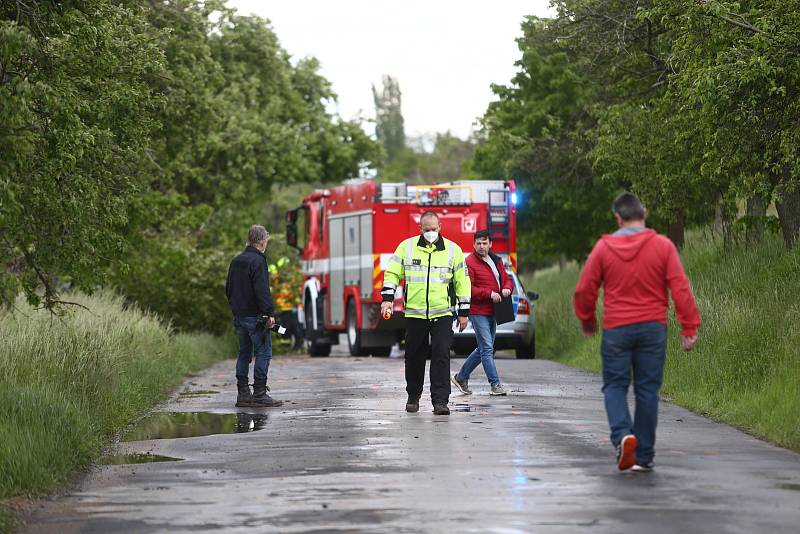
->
<box><xmin>487</xmin><ymin>189</ymin><xmax>511</xmax><ymax>241</ymax></box>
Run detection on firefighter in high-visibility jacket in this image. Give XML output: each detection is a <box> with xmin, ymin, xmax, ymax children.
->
<box><xmin>381</xmin><ymin>211</ymin><xmax>471</xmax><ymax>415</ymax></box>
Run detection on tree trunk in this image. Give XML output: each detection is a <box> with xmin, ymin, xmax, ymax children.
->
<box><xmin>667</xmin><ymin>209</ymin><xmax>685</xmax><ymax>249</ymax></box>
<box><xmin>714</xmin><ymin>192</ymin><xmax>734</xmax><ymax>248</ymax></box>
<box><xmin>775</xmin><ymin>184</ymin><xmax>800</xmax><ymax>248</ymax></box>
<box><xmin>558</xmin><ymin>253</ymin><xmax>566</xmax><ymax>272</ymax></box>
<box><xmin>746</xmin><ymin>194</ymin><xmax>768</xmax><ymax>243</ymax></box>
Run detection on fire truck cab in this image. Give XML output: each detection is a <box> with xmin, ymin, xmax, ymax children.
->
<box><xmin>286</xmin><ymin>179</ymin><xmax>521</xmax><ymax>357</ymax></box>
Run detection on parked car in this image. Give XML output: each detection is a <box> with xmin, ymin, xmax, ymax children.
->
<box><xmin>451</xmin><ymin>269</ymin><xmax>538</xmax><ymax>359</ymax></box>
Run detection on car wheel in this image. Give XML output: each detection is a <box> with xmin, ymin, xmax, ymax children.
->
<box><xmin>306</xmin><ymin>294</ymin><xmax>330</xmax><ymax>357</ymax></box>
<box><xmin>515</xmin><ymin>332</ymin><xmax>535</xmax><ymax>359</ymax></box>
<box><xmin>371</xmin><ymin>346</ymin><xmax>392</xmax><ymax>357</ymax></box>
<box><xmin>346</xmin><ymin>299</ymin><xmax>370</xmax><ymax>356</ymax></box>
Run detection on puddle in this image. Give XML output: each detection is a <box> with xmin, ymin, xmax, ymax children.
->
<box><xmin>123</xmin><ymin>412</ymin><xmax>268</xmax><ymax>441</ymax></box>
<box><xmin>451</xmin><ymin>403</ymin><xmax>491</xmax><ymax>412</ymax></box>
<box><xmin>777</xmin><ymin>483</ymin><xmax>800</xmax><ymax>491</ymax></box>
<box><xmin>178</xmin><ymin>390</ymin><xmax>219</xmax><ymax>397</ymax></box>
<box><xmin>100</xmin><ymin>453</ymin><xmax>183</xmax><ymax>465</ymax></box>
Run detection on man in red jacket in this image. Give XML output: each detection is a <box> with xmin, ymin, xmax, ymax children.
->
<box><xmin>574</xmin><ymin>193</ymin><xmax>700</xmax><ymax>472</ymax></box>
<box><xmin>452</xmin><ymin>229</ymin><xmax>515</xmax><ymax>396</ymax></box>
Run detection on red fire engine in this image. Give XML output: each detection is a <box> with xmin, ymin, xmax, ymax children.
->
<box><xmin>286</xmin><ymin>180</ymin><xmax>519</xmax><ymax>357</ymax></box>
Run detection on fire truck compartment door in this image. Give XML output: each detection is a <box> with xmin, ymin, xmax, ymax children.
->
<box><xmin>359</xmin><ymin>214</ymin><xmax>372</xmax><ymax>298</ymax></box>
<box><xmin>329</xmin><ymin>218</ymin><xmax>344</xmax><ymax>326</ymax></box>
<box><xmin>344</xmin><ymin>216</ymin><xmax>359</xmax><ymax>286</ymax></box>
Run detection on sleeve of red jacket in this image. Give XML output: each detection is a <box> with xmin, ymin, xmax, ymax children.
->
<box><xmin>499</xmin><ymin>262</ymin><xmax>513</xmax><ymax>292</ymax></box>
<box><xmin>468</xmin><ymin>262</ymin><xmax>491</xmax><ymax>302</ymax></box>
<box><xmin>573</xmin><ymin>241</ymin><xmax>604</xmax><ymax>328</ymax></box>
<box><xmin>664</xmin><ymin>241</ymin><xmax>701</xmax><ymax>336</ymax></box>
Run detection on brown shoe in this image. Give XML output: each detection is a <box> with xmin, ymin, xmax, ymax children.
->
<box><xmin>406</xmin><ymin>397</ymin><xmax>420</xmax><ymax>413</ymax></box>
<box><xmin>433</xmin><ymin>404</ymin><xmax>450</xmax><ymax>415</ymax></box>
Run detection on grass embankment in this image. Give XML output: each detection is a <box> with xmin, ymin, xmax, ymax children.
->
<box><xmin>529</xmin><ymin>232</ymin><xmax>800</xmax><ymax>451</ymax></box>
<box><xmin>0</xmin><ymin>292</ymin><xmax>230</xmax><ymax>530</ymax></box>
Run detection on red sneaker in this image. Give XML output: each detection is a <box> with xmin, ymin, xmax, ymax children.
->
<box><xmin>616</xmin><ymin>434</ymin><xmax>637</xmax><ymax>471</ymax></box>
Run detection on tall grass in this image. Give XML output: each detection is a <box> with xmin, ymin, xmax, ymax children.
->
<box><xmin>0</xmin><ymin>291</ymin><xmax>230</xmax><ymax>506</ymax></box>
<box><xmin>528</xmin><ymin>231</ymin><xmax>800</xmax><ymax>451</ymax></box>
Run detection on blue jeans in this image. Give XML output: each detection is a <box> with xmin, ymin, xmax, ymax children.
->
<box><xmin>233</xmin><ymin>316</ymin><xmax>272</xmax><ymax>383</ymax></box>
<box><xmin>601</xmin><ymin>321</ymin><xmax>667</xmax><ymax>464</ymax></box>
<box><xmin>457</xmin><ymin>314</ymin><xmax>500</xmax><ymax>386</ymax></box>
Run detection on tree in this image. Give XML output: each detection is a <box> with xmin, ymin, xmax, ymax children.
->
<box><xmin>0</xmin><ymin>1</ymin><xmax>165</xmax><ymax>309</ymax></box>
<box><xmin>372</xmin><ymin>75</ymin><xmax>406</xmax><ymax>163</ymax></box>
<box><xmin>473</xmin><ymin>16</ymin><xmax>616</xmax><ymax>264</ymax></box>
<box><xmin>648</xmin><ymin>0</ymin><xmax>800</xmax><ymax>247</ymax></box>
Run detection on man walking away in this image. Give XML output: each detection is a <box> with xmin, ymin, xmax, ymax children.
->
<box><xmin>452</xmin><ymin>229</ymin><xmax>513</xmax><ymax>396</ymax></box>
<box><xmin>381</xmin><ymin>211</ymin><xmax>471</xmax><ymax>415</ymax></box>
<box><xmin>574</xmin><ymin>193</ymin><xmax>700</xmax><ymax>472</ymax></box>
<box><xmin>225</xmin><ymin>224</ymin><xmax>283</xmax><ymax>408</ymax></box>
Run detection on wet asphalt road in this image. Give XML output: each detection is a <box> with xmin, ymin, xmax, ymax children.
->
<box><xmin>23</xmin><ymin>346</ymin><xmax>800</xmax><ymax>534</ymax></box>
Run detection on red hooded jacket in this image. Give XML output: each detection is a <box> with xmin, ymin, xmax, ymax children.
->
<box><xmin>574</xmin><ymin>229</ymin><xmax>700</xmax><ymax>336</ymax></box>
<box><xmin>467</xmin><ymin>251</ymin><xmax>514</xmax><ymax>316</ymax></box>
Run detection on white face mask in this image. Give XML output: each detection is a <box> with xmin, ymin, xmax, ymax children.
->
<box><xmin>422</xmin><ymin>230</ymin><xmax>439</xmax><ymax>243</ymax></box>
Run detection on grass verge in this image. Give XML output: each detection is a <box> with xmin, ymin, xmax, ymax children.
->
<box><xmin>527</xmin><ymin>231</ymin><xmax>800</xmax><ymax>451</ymax></box>
<box><xmin>0</xmin><ymin>291</ymin><xmax>231</xmax><ymax>530</ymax></box>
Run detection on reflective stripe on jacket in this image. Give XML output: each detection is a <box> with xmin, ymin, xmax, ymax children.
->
<box><xmin>381</xmin><ymin>235</ymin><xmax>471</xmax><ymax>319</ymax></box>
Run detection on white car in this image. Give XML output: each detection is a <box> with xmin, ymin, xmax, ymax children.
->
<box><xmin>451</xmin><ymin>270</ymin><xmax>538</xmax><ymax>359</ymax></box>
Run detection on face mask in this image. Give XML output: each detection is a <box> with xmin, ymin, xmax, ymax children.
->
<box><xmin>422</xmin><ymin>230</ymin><xmax>439</xmax><ymax>243</ymax></box>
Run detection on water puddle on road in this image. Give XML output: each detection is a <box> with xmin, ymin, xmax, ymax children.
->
<box><xmin>123</xmin><ymin>412</ymin><xmax>268</xmax><ymax>441</ymax></box>
<box><xmin>178</xmin><ymin>390</ymin><xmax>219</xmax><ymax>398</ymax></box>
<box><xmin>451</xmin><ymin>403</ymin><xmax>492</xmax><ymax>412</ymax></box>
<box><xmin>100</xmin><ymin>453</ymin><xmax>183</xmax><ymax>465</ymax></box>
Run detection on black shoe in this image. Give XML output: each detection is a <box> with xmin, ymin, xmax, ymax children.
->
<box><xmin>406</xmin><ymin>397</ymin><xmax>420</xmax><ymax>413</ymax></box>
<box><xmin>252</xmin><ymin>380</ymin><xmax>283</xmax><ymax>408</ymax></box>
<box><xmin>235</xmin><ymin>382</ymin><xmax>254</xmax><ymax>407</ymax></box>
<box><xmin>433</xmin><ymin>404</ymin><xmax>450</xmax><ymax>415</ymax></box>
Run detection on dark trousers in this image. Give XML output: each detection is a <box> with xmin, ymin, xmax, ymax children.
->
<box><xmin>601</xmin><ymin>321</ymin><xmax>667</xmax><ymax>464</ymax></box>
<box><xmin>405</xmin><ymin>317</ymin><xmax>453</xmax><ymax>405</ymax></box>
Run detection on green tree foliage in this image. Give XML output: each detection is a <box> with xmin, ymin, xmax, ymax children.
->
<box><xmin>372</xmin><ymin>75</ymin><xmax>406</xmax><ymax>163</ymax></box>
<box><xmin>476</xmin><ymin>0</ymin><xmax>800</xmax><ymax>262</ymax></box>
<box><xmin>381</xmin><ymin>132</ymin><xmax>478</xmax><ymax>183</ymax></box>
<box><xmin>647</xmin><ymin>0</ymin><xmax>800</xmax><ymax>246</ymax></box>
<box><xmin>0</xmin><ymin>2</ymin><xmax>165</xmax><ymax>309</ymax></box>
<box><xmin>1</xmin><ymin>1</ymin><xmax>379</xmax><ymax>333</ymax></box>
<box><xmin>473</xmin><ymin>17</ymin><xmax>615</xmax><ymax>264</ymax></box>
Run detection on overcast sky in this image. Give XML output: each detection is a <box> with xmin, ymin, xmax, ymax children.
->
<box><xmin>226</xmin><ymin>1</ymin><xmax>555</xmax><ymax>141</ymax></box>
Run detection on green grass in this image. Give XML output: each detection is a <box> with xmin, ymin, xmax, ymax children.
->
<box><xmin>527</xmin><ymin>231</ymin><xmax>800</xmax><ymax>451</ymax></box>
<box><xmin>0</xmin><ymin>291</ymin><xmax>231</xmax><ymax>528</ymax></box>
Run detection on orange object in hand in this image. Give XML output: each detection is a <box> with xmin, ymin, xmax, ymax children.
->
<box><xmin>382</xmin><ymin>308</ymin><xmax>393</xmax><ymax>320</ymax></box>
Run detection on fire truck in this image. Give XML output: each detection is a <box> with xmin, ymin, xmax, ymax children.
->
<box><xmin>286</xmin><ymin>179</ymin><xmax>522</xmax><ymax>357</ymax></box>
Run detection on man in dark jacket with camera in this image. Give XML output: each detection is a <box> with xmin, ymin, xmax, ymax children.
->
<box><xmin>225</xmin><ymin>224</ymin><xmax>283</xmax><ymax>408</ymax></box>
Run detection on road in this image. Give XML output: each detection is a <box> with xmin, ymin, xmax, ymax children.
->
<box><xmin>23</xmin><ymin>346</ymin><xmax>800</xmax><ymax>533</ymax></box>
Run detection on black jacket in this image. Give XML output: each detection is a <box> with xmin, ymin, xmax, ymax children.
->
<box><xmin>225</xmin><ymin>246</ymin><xmax>275</xmax><ymax>317</ymax></box>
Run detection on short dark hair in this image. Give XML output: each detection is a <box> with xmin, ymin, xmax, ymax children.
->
<box><xmin>420</xmin><ymin>211</ymin><xmax>439</xmax><ymax>223</ymax></box>
<box><xmin>474</xmin><ymin>229</ymin><xmax>492</xmax><ymax>242</ymax></box>
<box><xmin>612</xmin><ymin>192</ymin><xmax>646</xmax><ymax>221</ymax></box>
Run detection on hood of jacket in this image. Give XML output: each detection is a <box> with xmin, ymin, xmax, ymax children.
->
<box><xmin>600</xmin><ymin>228</ymin><xmax>657</xmax><ymax>262</ymax></box>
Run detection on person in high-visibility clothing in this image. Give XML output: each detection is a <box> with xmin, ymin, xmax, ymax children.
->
<box><xmin>381</xmin><ymin>211</ymin><xmax>471</xmax><ymax>415</ymax></box>
<box><xmin>270</xmin><ymin>256</ymin><xmax>304</xmax><ymax>351</ymax></box>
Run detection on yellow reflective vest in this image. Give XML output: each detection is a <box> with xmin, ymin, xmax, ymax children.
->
<box><xmin>381</xmin><ymin>235</ymin><xmax>471</xmax><ymax>320</ymax></box>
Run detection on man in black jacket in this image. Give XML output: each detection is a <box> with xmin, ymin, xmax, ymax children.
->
<box><xmin>225</xmin><ymin>224</ymin><xmax>283</xmax><ymax>408</ymax></box>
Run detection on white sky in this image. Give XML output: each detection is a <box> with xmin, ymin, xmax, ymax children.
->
<box><xmin>226</xmin><ymin>1</ymin><xmax>555</xmax><ymax>141</ymax></box>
